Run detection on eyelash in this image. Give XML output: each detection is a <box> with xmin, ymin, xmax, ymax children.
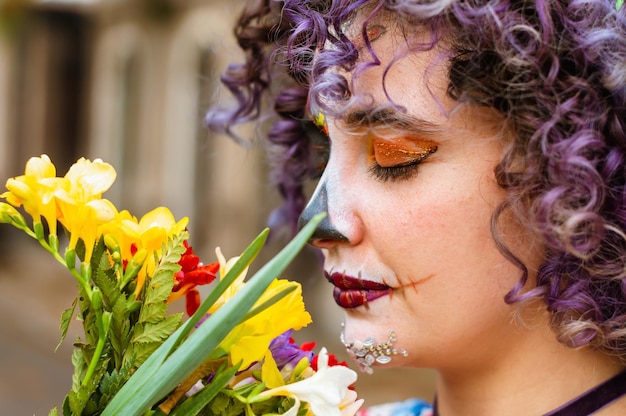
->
<box><xmin>368</xmin><ymin>146</ymin><xmax>437</xmax><ymax>182</ymax></box>
<box><xmin>306</xmin><ymin>117</ymin><xmax>437</xmax><ymax>183</ymax></box>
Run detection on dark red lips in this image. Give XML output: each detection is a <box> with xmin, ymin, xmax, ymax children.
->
<box><xmin>325</xmin><ymin>271</ymin><xmax>392</xmax><ymax>308</ymax></box>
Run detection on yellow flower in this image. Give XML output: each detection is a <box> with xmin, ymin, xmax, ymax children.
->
<box><xmin>53</xmin><ymin>157</ymin><xmax>118</xmax><ymax>261</ymax></box>
<box><xmin>2</xmin><ymin>154</ymin><xmax>64</xmax><ymax>236</ymax></box>
<box><xmin>256</xmin><ymin>348</ymin><xmax>363</xmax><ymax>416</ymax></box>
<box><xmin>64</xmin><ymin>157</ymin><xmax>117</xmax><ymax>198</ymax></box>
<box><xmin>98</xmin><ymin>210</ymin><xmax>141</xmax><ymax>263</ymax></box>
<box><xmin>129</xmin><ymin>207</ymin><xmax>188</xmax><ymax>295</ymax></box>
<box><xmin>210</xmin><ymin>248</ymin><xmax>312</xmax><ymax>369</ymax></box>
<box><xmin>137</xmin><ymin>207</ymin><xmax>188</xmax><ymax>253</ymax></box>
<box><xmin>97</xmin><ymin>207</ymin><xmax>187</xmax><ymax>293</ymax></box>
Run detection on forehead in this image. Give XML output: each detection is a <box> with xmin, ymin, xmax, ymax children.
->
<box><xmin>324</xmin><ymin>34</ymin><xmax>454</xmax><ymax>127</ymax></box>
<box><xmin>314</xmin><ymin>5</ymin><xmax>454</xmax><ymax>114</ymax></box>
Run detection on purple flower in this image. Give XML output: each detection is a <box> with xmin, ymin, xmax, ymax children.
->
<box><xmin>269</xmin><ymin>330</ymin><xmax>314</xmax><ymax>370</ymax></box>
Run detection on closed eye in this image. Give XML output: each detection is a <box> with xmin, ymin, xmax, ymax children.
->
<box><xmin>369</xmin><ymin>139</ymin><xmax>437</xmax><ymax>182</ymax></box>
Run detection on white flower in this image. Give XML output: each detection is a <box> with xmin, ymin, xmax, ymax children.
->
<box><xmin>256</xmin><ymin>347</ymin><xmax>364</xmax><ymax>416</ymax></box>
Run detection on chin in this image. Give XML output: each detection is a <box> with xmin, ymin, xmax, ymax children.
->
<box><xmin>341</xmin><ymin>314</ymin><xmax>411</xmax><ymax>373</ymax></box>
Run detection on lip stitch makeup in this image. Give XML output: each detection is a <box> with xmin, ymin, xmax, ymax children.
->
<box><xmin>325</xmin><ymin>271</ymin><xmax>392</xmax><ymax>308</ymax></box>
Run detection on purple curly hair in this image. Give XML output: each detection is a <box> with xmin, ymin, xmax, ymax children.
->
<box><xmin>207</xmin><ymin>0</ymin><xmax>626</xmax><ymax>359</ymax></box>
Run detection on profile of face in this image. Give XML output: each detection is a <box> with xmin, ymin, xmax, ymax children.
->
<box><xmin>299</xmin><ymin>21</ymin><xmax>544</xmax><ymax>373</ymax></box>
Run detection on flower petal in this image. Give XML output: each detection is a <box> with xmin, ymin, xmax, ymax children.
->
<box><xmin>65</xmin><ymin>157</ymin><xmax>116</xmax><ymax>197</ymax></box>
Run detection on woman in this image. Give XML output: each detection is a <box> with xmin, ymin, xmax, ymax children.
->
<box><xmin>208</xmin><ymin>0</ymin><xmax>626</xmax><ymax>414</ymax></box>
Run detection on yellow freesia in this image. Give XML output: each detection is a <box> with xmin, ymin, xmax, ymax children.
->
<box><xmin>53</xmin><ymin>157</ymin><xmax>118</xmax><ymax>261</ymax></box>
<box><xmin>58</xmin><ymin>197</ymin><xmax>119</xmax><ymax>262</ymax></box>
<box><xmin>130</xmin><ymin>207</ymin><xmax>188</xmax><ymax>295</ymax></box>
<box><xmin>1</xmin><ymin>154</ymin><xmax>64</xmax><ymax>236</ymax></box>
<box><xmin>98</xmin><ymin>210</ymin><xmax>141</xmax><ymax>263</ymax></box>
<box><xmin>210</xmin><ymin>248</ymin><xmax>312</xmax><ymax>369</ymax></box>
<box><xmin>64</xmin><ymin>157</ymin><xmax>117</xmax><ymax>198</ymax></box>
<box><xmin>96</xmin><ymin>207</ymin><xmax>188</xmax><ymax>293</ymax></box>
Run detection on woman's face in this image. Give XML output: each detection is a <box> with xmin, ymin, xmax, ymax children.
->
<box><xmin>303</xmin><ymin>25</ymin><xmax>542</xmax><ymax>373</ymax></box>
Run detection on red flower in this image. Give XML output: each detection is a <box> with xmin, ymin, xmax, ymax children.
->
<box><xmin>167</xmin><ymin>241</ymin><xmax>219</xmax><ymax>316</ymax></box>
<box><xmin>300</xmin><ymin>341</ymin><xmax>317</xmax><ymax>352</ymax></box>
<box><xmin>311</xmin><ymin>350</ymin><xmax>348</xmax><ymax>371</ymax></box>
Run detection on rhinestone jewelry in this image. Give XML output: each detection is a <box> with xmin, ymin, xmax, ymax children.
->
<box><xmin>340</xmin><ymin>325</ymin><xmax>408</xmax><ymax>374</ymax></box>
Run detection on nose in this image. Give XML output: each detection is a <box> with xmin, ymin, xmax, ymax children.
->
<box><xmin>297</xmin><ymin>181</ymin><xmax>350</xmax><ymax>247</ymax></box>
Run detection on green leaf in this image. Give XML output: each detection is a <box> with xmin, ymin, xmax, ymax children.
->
<box><xmin>110</xmin><ymin>293</ymin><xmax>130</xmax><ymax>367</ymax></box>
<box><xmin>142</xmin><ymin>264</ymin><xmax>179</xmax><ymax>309</ymax></box>
<box><xmin>70</xmin><ymin>348</ymin><xmax>87</xmax><ymax>392</ymax></box>
<box><xmin>132</xmin><ymin>314</ymin><xmax>182</xmax><ymax>344</ymax></box>
<box><xmin>98</xmin><ymin>359</ymin><xmax>135</xmax><ymax>409</ymax></box>
<box><xmin>48</xmin><ymin>407</ymin><xmax>59</xmax><ymax>416</ymax></box>
<box><xmin>102</xmin><ymin>227</ymin><xmax>270</xmax><ymax>416</ymax></box>
<box><xmin>137</xmin><ymin>234</ymin><xmax>185</xmax><ymax>325</ymax></box>
<box><xmin>62</xmin><ymin>395</ymin><xmax>71</xmax><ymax>416</ymax></box>
<box><xmin>92</xmin><ymin>251</ymin><xmax>119</xmax><ymax>307</ymax></box>
<box><xmin>56</xmin><ymin>297</ymin><xmax>78</xmax><ymax>352</ymax></box>
<box><xmin>208</xmin><ymin>393</ymin><xmax>239</xmax><ymax>416</ymax></box>
<box><xmin>126</xmin><ymin>314</ymin><xmax>182</xmax><ymax>367</ymax></box>
<box><xmin>102</xmin><ymin>214</ymin><xmax>325</xmax><ymax>416</ymax></box>
<box><xmin>137</xmin><ymin>302</ymin><xmax>168</xmax><ymax>325</ymax></box>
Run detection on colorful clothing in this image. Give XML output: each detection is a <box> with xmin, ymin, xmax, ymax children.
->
<box><xmin>357</xmin><ymin>369</ymin><xmax>626</xmax><ymax>416</ymax></box>
<box><xmin>357</xmin><ymin>398</ymin><xmax>433</xmax><ymax>416</ymax></box>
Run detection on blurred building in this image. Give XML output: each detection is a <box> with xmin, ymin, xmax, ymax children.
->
<box><xmin>0</xmin><ymin>0</ymin><xmax>276</xmax><ymax>258</ymax></box>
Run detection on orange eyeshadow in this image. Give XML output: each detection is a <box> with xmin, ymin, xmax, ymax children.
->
<box><xmin>373</xmin><ymin>139</ymin><xmax>438</xmax><ymax>167</ymax></box>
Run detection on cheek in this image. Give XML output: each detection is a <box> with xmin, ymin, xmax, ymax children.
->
<box><xmin>372</xmin><ymin>183</ymin><xmax>517</xmax><ymax>292</ymax></box>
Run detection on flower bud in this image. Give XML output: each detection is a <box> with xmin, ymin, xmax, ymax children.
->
<box><xmin>0</xmin><ymin>202</ymin><xmax>26</xmax><ymax>228</ymax></box>
<box><xmin>48</xmin><ymin>234</ymin><xmax>60</xmax><ymax>253</ymax></box>
<box><xmin>65</xmin><ymin>249</ymin><xmax>77</xmax><ymax>271</ymax></box>
<box><xmin>103</xmin><ymin>234</ymin><xmax>120</xmax><ymax>253</ymax></box>
<box><xmin>101</xmin><ymin>311</ymin><xmax>112</xmax><ymax>334</ymax></box>
<box><xmin>81</xmin><ymin>262</ymin><xmax>92</xmax><ymax>283</ymax></box>
<box><xmin>121</xmin><ymin>248</ymin><xmax>148</xmax><ymax>290</ymax></box>
<box><xmin>91</xmin><ymin>287</ymin><xmax>103</xmax><ymax>313</ymax></box>
<box><xmin>131</xmin><ymin>248</ymin><xmax>148</xmax><ymax>266</ymax></box>
<box><xmin>111</xmin><ymin>251</ymin><xmax>121</xmax><ymax>263</ymax></box>
<box><xmin>33</xmin><ymin>221</ymin><xmax>45</xmax><ymax>240</ymax></box>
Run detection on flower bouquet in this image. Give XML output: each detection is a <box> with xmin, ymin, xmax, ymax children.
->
<box><xmin>0</xmin><ymin>155</ymin><xmax>363</xmax><ymax>416</ymax></box>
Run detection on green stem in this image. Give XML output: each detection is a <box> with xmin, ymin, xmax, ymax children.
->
<box><xmin>245</xmin><ymin>404</ymin><xmax>256</xmax><ymax>416</ymax></box>
<box><xmin>82</xmin><ymin>333</ymin><xmax>106</xmax><ymax>386</ymax></box>
<box><xmin>82</xmin><ymin>311</ymin><xmax>111</xmax><ymax>387</ymax></box>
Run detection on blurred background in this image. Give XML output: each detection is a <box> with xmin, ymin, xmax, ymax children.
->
<box><xmin>0</xmin><ymin>0</ymin><xmax>435</xmax><ymax>414</ymax></box>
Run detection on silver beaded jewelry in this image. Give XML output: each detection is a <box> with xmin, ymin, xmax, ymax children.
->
<box><xmin>340</xmin><ymin>324</ymin><xmax>408</xmax><ymax>374</ymax></box>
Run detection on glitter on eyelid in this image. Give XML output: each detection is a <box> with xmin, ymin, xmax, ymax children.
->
<box><xmin>373</xmin><ymin>140</ymin><xmax>437</xmax><ymax>167</ymax></box>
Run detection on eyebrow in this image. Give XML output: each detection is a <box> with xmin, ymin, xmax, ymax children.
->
<box><xmin>341</xmin><ymin>107</ymin><xmax>444</xmax><ymax>136</ymax></box>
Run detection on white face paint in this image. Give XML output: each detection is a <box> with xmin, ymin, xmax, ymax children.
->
<box><xmin>300</xmin><ymin>20</ymin><xmax>543</xmax><ymax>374</ymax></box>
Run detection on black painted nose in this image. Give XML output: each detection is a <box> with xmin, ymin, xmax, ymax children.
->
<box><xmin>297</xmin><ymin>182</ymin><xmax>349</xmax><ymax>244</ymax></box>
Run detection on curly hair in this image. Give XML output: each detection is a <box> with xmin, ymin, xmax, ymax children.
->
<box><xmin>208</xmin><ymin>0</ymin><xmax>626</xmax><ymax>359</ymax></box>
